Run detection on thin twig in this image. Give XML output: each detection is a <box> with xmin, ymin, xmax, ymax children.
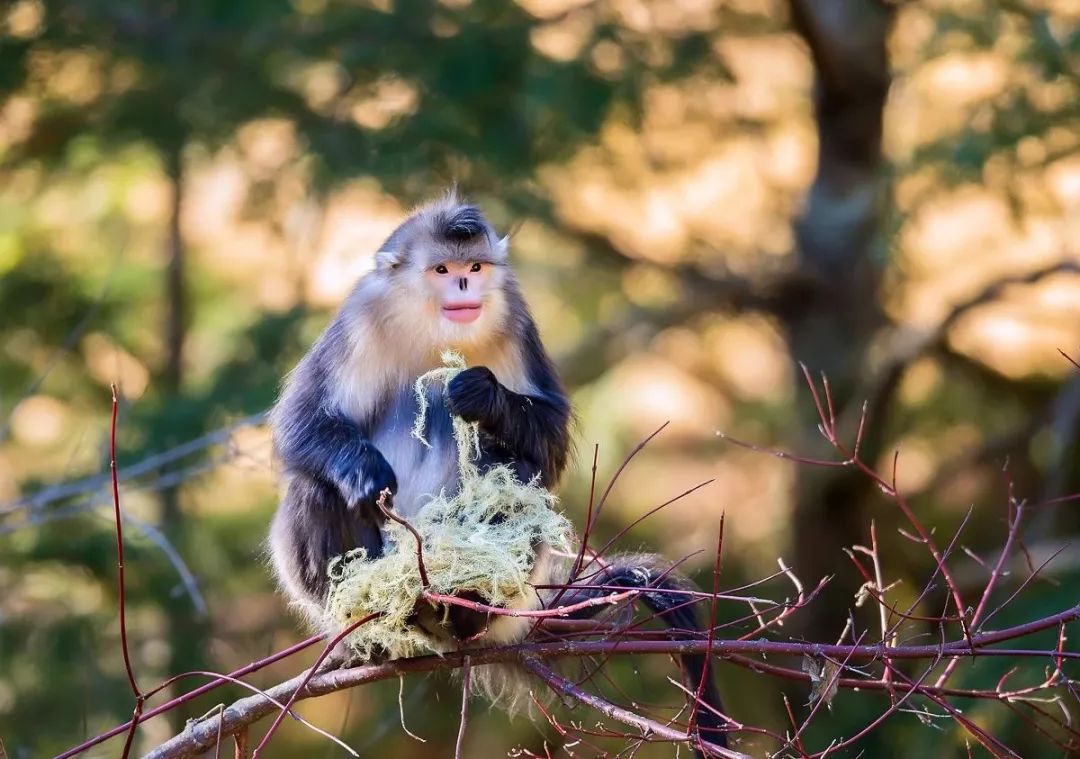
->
<box><xmin>455</xmin><ymin>656</ymin><xmax>472</xmax><ymax>759</ymax></box>
<box><xmin>109</xmin><ymin>385</ymin><xmax>145</xmax><ymax>759</ymax></box>
<box><xmin>176</xmin><ymin>671</ymin><xmax>357</xmax><ymax>756</ymax></box>
<box><xmin>396</xmin><ymin>675</ymin><xmax>426</xmax><ymax>743</ymax></box>
<box><xmin>251</xmin><ymin>612</ymin><xmax>381</xmax><ymax>758</ymax></box>
<box><xmin>521</xmin><ymin>655</ymin><xmax>751</xmax><ymax>759</ymax></box>
<box><xmin>423</xmin><ymin>589</ymin><xmax>639</xmax><ymax>619</ymax></box>
<box><xmin>57</xmin><ymin>633</ymin><xmax>325</xmax><ymax>759</ymax></box>
<box><xmin>689</xmin><ymin>521</ymin><xmax>724</xmax><ymax>739</ymax></box>
<box><xmin>110</xmin><ymin>386</ymin><xmax>140</xmax><ymax>698</ymax></box>
<box><xmin>378</xmin><ymin>491</ymin><xmax>429</xmax><ymax>587</ymax></box>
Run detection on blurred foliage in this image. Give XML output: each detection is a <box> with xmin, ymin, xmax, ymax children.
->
<box><xmin>1</xmin><ymin>0</ymin><xmax>1079</xmax><ymax>756</ymax></box>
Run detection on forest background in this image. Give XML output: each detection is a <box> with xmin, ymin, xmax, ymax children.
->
<box><xmin>1</xmin><ymin>0</ymin><xmax>1079</xmax><ymax>756</ymax></box>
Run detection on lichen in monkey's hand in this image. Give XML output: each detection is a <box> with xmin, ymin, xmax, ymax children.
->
<box><xmin>323</xmin><ymin>350</ymin><xmax>572</xmax><ymax>661</ymax></box>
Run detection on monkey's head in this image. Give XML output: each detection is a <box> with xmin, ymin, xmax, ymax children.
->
<box><xmin>371</xmin><ymin>194</ymin><xmax>512</xmax><ymax>350</ymax></box>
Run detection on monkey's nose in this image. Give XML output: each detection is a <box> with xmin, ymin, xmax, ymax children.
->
<box><xmin>458</xmin><ymin>278</ymin><xmax>468</xmax><ymax>291</ymax></box>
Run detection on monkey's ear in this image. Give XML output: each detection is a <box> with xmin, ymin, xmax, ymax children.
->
<box><xmin>374</xmin><ymin>247</ymin><xmax>403</xmax><ymax>271</ymax></box>
<box><xmin>492</xmin><ymin>234</ymin><xmax>510</xmax><ymax>262</ymax></box>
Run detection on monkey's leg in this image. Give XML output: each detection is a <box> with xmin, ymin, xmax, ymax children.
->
<box><xmin>271</xmin><ymin>475</ymin><xmax>385</xmax><ymax>615</ymax></box>
<box><xmin>552</xmin><ymin>558</ymin><xmax>729</xmax><ymax>755</ymax></box>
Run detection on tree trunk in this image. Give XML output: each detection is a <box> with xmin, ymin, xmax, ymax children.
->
<box><xmin>157</xmin><ymin>145</ymin><xmax>209</xmax><ymax>730</ymax></box>
<box><xmin>782</xmin><ymin>0</ymin><xmax>894</xmax><ymax>639</ymax></box>
<box><xmin>162</xmin><ymin>147</ymin><xmax>186</xmax><ymax>396</ymax></box>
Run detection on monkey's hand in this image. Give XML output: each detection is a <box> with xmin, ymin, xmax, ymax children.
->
<box><xmin>447</xmin><ymin>366</ymin><xmax>503</xmax><ymax>425</ymax></box>
<box><xmin>330</xmin><ymin>442</ymin><xmax>398</xmax><ymax>514</ymax></box>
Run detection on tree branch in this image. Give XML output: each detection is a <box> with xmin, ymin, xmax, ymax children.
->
<box><xmin>137</xmin><ymin>604</ymin><xmax>1080</xmax><ymax>758</ymax></box>
<box><xmin>851</xmin><ymin>260</ymin><xmax>1080</xmax><ymax>442</ymax></box>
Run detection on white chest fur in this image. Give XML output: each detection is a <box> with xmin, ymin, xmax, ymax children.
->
<box><xmin>332</xmin><ymin>332</ymin><xmax>535</xmax><ymax>519</ymax></box>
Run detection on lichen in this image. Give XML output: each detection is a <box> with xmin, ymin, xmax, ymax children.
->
<box><xmin>324</xmin><ymin>350</ymin><xmax>572</xmax><ymax>660</ymax></box>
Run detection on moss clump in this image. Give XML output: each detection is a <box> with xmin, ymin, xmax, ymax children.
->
<box><xmin>324</xmin><ymin>351</ymin><xmax>571</xmax><ymax>660</ymax></box>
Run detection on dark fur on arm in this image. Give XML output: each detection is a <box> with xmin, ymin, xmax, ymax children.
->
<box><xmin>273</xmin><ymin>329</ymin><xmax>397</xmax><ymax>513</ymax></box>
<box><xmin>555</xmin><ymin>558</ymin><xmax>729</xmax><ymax>755</ymax></box>
<box><xmin>446</xmin><ymin>307</ymin><xmax>571</xmax><ymax>487</ymax></box>
<box><xmin>270</xmin><ymin>325</ymin><xmax>397</xmax><ymax>603</ymax></box>
<box><xmin>277</xmin><ymin>405</ymin><xmax>398</xmax><ymax>512</ymax></box>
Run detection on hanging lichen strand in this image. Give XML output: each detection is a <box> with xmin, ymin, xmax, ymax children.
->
<box><xmin>324</xmin><ymin>350</ymin><xmax>572</xmax><ymax>660</ymax></box>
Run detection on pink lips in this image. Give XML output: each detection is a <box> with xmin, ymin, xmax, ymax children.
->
<box><xmin>442</xmin><ymin>303</ymin><xmax>483</xmax><ymax>324</ymax></box>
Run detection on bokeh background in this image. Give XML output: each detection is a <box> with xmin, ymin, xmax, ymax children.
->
<box><xmin>2</xmin><ymin>0</ymin><xmax>1079</xmax><ymax>756</ymax></box>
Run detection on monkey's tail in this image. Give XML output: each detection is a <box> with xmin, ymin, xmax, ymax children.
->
<box><xmin>551</xmin><ymin>556</ymin><xmax>729</xmax><ymax>756</ymax></box>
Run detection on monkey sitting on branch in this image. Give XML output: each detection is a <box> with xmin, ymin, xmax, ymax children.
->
<box><xmin>267</xmin><ymin>192</ymin><xmax>729</xmax><ymax>753</ymax></box>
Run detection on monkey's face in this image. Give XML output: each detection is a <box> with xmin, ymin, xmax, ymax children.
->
<box><xmin>424</xmin><ymin>260</ymin><xmax>497</xmax><ymax>325</ymax></box>
<box><xmin>370</xmin><ymin>200</ymin><xmax>512</xmax><ymax>352</ymax></box>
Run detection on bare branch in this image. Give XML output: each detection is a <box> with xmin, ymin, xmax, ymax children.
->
<box><xmin>128</xmin><ymin>601</ymin><xmax>1080</xmax><ymax>758</ymax></box>
<box><xmin>521</xmin><ymin>655</ymin><xmax>750</xmax><ymax>759</ymax></box>
<box><xmin>454</xmin><ymin>656</ymin><xmax>471</xmax><ymax>759</ymax></box>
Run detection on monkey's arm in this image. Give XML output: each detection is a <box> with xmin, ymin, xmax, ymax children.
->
<box><xmin>270</xmin><ymin>353</ymin><xmax>395</xmax><ymax>607</ymax></box>
<box><xmin>273</xmin><ymin>373</ymin><xmax>397</xmax><ymax>512</ymax></box>
<box><xmin>446</xmin><ymin>366</ymin><xmax>570</xmax><ymax>486</ymax></box>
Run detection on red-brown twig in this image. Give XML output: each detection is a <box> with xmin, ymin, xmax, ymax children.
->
<box><xmin>890</xmin><ymin>663</ymin><xmax>1022</xmax><ymax>759</ymax></box>
<box><xmin>251</xmin><ymin>612</ymin><xmax>381</xmax><ymax>758</ymax></box>
<box><xmin>576</xmin><ymin>423</ymin><xmax>670</xmax><ymax>578</ymax></box>
<box><xmin>804</xmin><ymin>653</ymin><xmax>941</xmax><ymax>758</ymax></box>
<box><xmin>529</xmin><ymin>691</ymin><xmax>613</xmax><ymax>756</ymax></box>
<box><xmin>781</xmin><ymin>693</ymin><xmax>805</xmax><ymax>755</ymax></box>
<box><xmin>719</xmin><ymin>652</ymin><xmax>1061</xmax><ymax>702</ymax></box>
<box><xmin>75</xmin><ymin>561</ymin><xmax>1080</xmax><ymax>759</ymax></box>
<box><xmin>586</xmin><ymin>478</ymin><xmax>715</xmax><ymax>569</ymax></box>
<box><xmin>787</xmin><ymin>630</ymin><xmax>868</xmax><ymax>753</ymax></box>
<box><xmin>63</xmin><ymin>385</ymin><xmax>1080</xmax><ymax>758</ymax></box>
<box><xmin>592</xmin><ymin>423</ymin><xmax>669</xmax><ymax>527</ymax></box>
<box><xmin>736</xmin><ymin>571</ymin><xmax>826</xmax><ymax>641</ymax></box>
<box><xmin>689</xmin><ymin>520</ymin><xmax>724</xmax><ymax>742</ymax></box>
<box><xmin>378</xmin><ymin>491</ymin><xmax>429</xmax><ymax>587</ymax></box>
<box><xmin>667</xmin><ymin>677</ymin><xmax>795</xmax><ymax>753</ymax></box>
<box><xmin>1059</xmin><ymin>348</ymin><xmax>1080</xmax><ymax>372</ymax></box>
<box><xmin>109</xmin><ymin>385</ymin><xmax>145</xmax><ymax>759</ymax></box>
<box><xmin>938</xmin><ymin>487</ymin><xmax>1028</xmax><ymax>686</ymax></box>
<box><xmin>558</xmin><ymin>552</ymin><xmax>709</xmax><ymax>690</ymax></box>
<box><xmin>560</xmin><ymin>443</ymin><xmax>600</xmax><ymax>604</ymax></box>
<box><xmin>981</xmin><ymin>543</ymin><xmax>1070</xmax><ymax>629</ymax></box>
<box><xmin>718</xmin><ymin>366</ymin><xmax>975</xmax><ymax>655</ymax></box>
<box><xmin>865</xmin><ymin>520</ymin><xmax>894</xmax><ymax>685</ymax></box>
<box><xmin>845</xmin><ymin>548</ymin><xmax>952</xmax><ymax>625</ymax></box>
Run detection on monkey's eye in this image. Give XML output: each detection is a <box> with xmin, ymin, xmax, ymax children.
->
<box><xmin>434</xmin><ymin>264</ymin><xmax>449</xmax><ymax>275</ymax></box>
<box><xmin>470</xmin><ymin>263</ymin><xmax>482</xmax><ymax>273</ymax></box>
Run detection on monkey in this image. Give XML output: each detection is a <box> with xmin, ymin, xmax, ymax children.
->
<box><xmin>268</xmin><ymin>192</ymin><xmax>571</xmax><ymax>641</ymax></box>
<box><xmin>267</xmin><ymin>192</ymin><xmax>729</xmax><ymax>754</ymax></box>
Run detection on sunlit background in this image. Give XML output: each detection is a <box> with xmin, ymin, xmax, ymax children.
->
<box><xmin>1</xmin><ymin>0</ymin><xmax>1079</xmax><ymax>756</ymax></box>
